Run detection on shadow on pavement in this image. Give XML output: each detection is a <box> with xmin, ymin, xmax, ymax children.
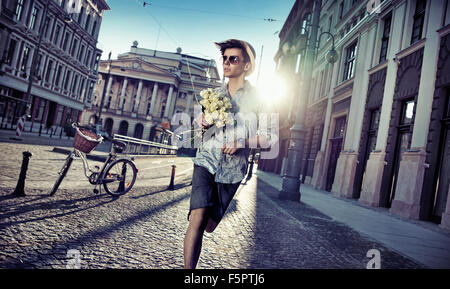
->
<box><xmin>0</xmin><ymin>191</ymin><xmax>117</xmax><ymax>228</ymax></box>
<box><xmin>246</xmin><ymin>177</ymin><xmax>425</xmax><ymax>269</ymax></box>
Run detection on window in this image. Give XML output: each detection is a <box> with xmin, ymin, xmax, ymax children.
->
<box><xmin>78</xmin><ymin>6</ymin><xmax>84</xmax><ymax>24</ymax></box>
<box><xmin>85</xmin><ymin>14</ymin><xmax>91</xmax><ymax>31</ymax></box>
<box><xmin>72</xmin><ymin>74</ymin><xmax>79</xmax><ymax>93</ymax></box>
<box><xmin>79</xmin><ymin>78</ymin><xmax>86</xmax><ymax>97</ymax></box>
<box><xmin>45</xmin><ymin>59</ymin><xmax>53</xmax><ymax>83</ymax></box>
<box><xmin>93</xmin><ymin>54</ymin><xmax>100</xmax><ymax>71</ymax></box>
<box><xmin>54</xmin><ymin>65</ymin><xmax>63</xmax><ymax>86</ymax></box>
<box><xmin>64</xmin><ymin>70</ymin><xmax>72</xmax><ymax>90</ymax></box>
<box><xmin>71</xmin><ymin>38</ymin><xmax>78</xmax><ymax>57</ymax></box>
<box><xmin>328</xmin><ymin>15</ymin><xmax>333</xmax><ymax>33</ymax></box>
<box><xmin>379</xmin><ymin>13</ymin><xmax>392</xmax><ymax>62</ymax></box>
<box><xmin>29</xmin><ymin>6</ymin><xmax>39</xmax><ymax>30</ymax></box>
<box><xmin>53</xmin><ymin>25</ymin><xmax>61</xmax><ymax>45</ymax></box>
<box><xmin>44</xmin><ymin>16</ymin><xmax>52</xmax><ymax>38</ymax></box>
<box><xmin>20</xmin><ymin>46</ymin><xmax>30</xmax><ymax>72</ymax></box>
<box><xmin>78</xmin><ymin>44</ymin><xmax>85</xmax><ymax>62</ymax></box>
<box><xmin>62</xmin><ymin>31</ymin><xmax>71</xmax><ymax>51</ymax></box>
<box><xmin>339</xmin><ymin>2</ymin><xmax>344</xmax><ymax>19</ymax></box>
<box><xmin>411</xmin><ymin>0</ymin><xmax>426</xmax><ymax>44</ymax></box>
<box><xmin>5</xmin><ymin>39</ymin><xmax>17</xmax><ymax>65</ymax></box>
<box><xmin>91</xmin><ymin>20</ymin><xmax>97</xmax><ymax>36</ymax></box>
<box><xmin>85</xmin><ymin>50</ymin><xmax>92</xmax><ymax>66</ymax></box>
<box><xmin>401</xmin><ymin>99</ymin><xmax>415</xmax><ymax>125</ymax></box>
<box><xmin>343</xmin><ymin>42</ymin><xmax>357</xmax><ymax>81</ymax></box>
<box><xmin>15</xmin><ymin>0</ymin><xmax>25</xmax><ymax>22</ymax></box>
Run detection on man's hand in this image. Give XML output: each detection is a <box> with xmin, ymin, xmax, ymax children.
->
<box><xmin>222</xmin><ymin>139</ymin><xmax>245</xmax><ymax>155</ymax></box>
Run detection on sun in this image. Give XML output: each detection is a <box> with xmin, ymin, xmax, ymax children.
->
<box><xmin>256</xmin><ymin>73</ymin><xmax>287</xmax><ymax>107</ymax></box>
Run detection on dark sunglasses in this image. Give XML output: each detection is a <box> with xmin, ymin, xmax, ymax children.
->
<box><xmin>222</xmin><ymin>55</ymin><xmax>240</xmax><ymax>65</ymax></box>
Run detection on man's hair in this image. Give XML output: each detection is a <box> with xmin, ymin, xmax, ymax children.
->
<box><xmin>216</xmin><ymin>39</ymin><xmax>256</xmax><ymax>63</ymax></box>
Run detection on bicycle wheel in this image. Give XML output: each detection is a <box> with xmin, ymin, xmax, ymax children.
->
<box><xmin>102</xmin><ymin>159</ymin><xmax>137</xmax><ymax>197</ymax></box>
<box><xmin>50</xmin><ymin>153</ymin><xmax>74</xmax><ymax>196</ymax></box>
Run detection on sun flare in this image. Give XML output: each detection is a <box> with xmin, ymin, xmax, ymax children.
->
<box><xmin>256</xmin><ymin>73</ymin><xmax>287</xmax><ymax>107</ymax></box>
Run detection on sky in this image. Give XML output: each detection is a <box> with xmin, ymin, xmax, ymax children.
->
<box><xmin>96</xmin><ymin>0</ymin><xmax>295</xmax><ymax>94</ymax></box>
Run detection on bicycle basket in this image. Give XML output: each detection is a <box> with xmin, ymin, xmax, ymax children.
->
<box><xmin>73</xmin><ymin>127</ymin><xmax>103</xmax><ymax>153</ymax></box>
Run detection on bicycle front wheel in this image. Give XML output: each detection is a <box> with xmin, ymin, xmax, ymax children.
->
<box><xmin>50</xmin><ymin>153</ymin><xmax>74</xmax><ymax>196</ymax></box>
<box><xmin>102</xmin><ymin>159</ymin><xmax>137</xmax><ymax>197</ymax></box>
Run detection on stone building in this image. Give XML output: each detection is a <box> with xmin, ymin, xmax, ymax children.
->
<box><xmin>0</xmin><ymin>0</ymin><xmax>109</xmax><ymax>136</ymax></box>
<box><xmin>80</xmin><ymin>43</ymin><xmax>221</xmax><ymax>142</ymax></box>
<box><xmin>262</xmin><ymin>0</ymin><xmax>450</xmax><ymax>230</ymax></box>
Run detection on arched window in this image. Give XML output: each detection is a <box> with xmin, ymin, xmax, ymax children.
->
<box><xmin>134</xmin><ymin>123</ymin><xmax>144</xmax><ymax>139</ymax></box>
<box><xmin>104</xmin><ymin>118</ymin><xmax>114</xmax><ymax>136</ymax></box>
<box><xmin>118</xmin><ymin>120</ymin><xmax>128</xmax><ymax>136</ymax></box>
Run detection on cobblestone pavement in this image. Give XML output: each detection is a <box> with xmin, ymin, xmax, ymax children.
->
<box><xmin>0</xmin><ymin>142</ymin><xmax>425</xmax><ymax>269</ymax></box>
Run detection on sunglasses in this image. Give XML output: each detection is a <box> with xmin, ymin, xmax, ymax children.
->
<box><xmin>222</xmin><ymin>55</ymin><xmax>240</xmax><ymax>65</ymax></box>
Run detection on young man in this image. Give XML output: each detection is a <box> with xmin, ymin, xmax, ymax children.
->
<box><xmin>183</xmin><ymin>39</ymin><xmax>277</xmax><ymax>269</ymax></box>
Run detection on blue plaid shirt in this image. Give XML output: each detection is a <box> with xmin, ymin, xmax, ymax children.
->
<box><xmin>193</xmin><ymin>81</ymin><xmax>278</xmax><ymax>184</ymax></box>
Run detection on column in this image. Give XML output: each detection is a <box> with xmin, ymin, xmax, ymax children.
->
<box><xmin>332</xmin><ymin>24</ymin><xmax>374</xmax><ymax>198</ymax></box>
<box><xmin>149</xmin><ymin>82</ymin><xmax>158</xmax><ymax>116</ymax></box>
<box><xmin>104</xmin><ymin>74</ymin><xmax>113</xmax><ymax>108</ymax></box>
<box><xmin>163</xmin><ymin>85</ymin><xmax>174</xmax><ymax>118</ymax></box>
<box><xmin>119</xmin><ymin>77</ymin><xmax>128</xmax><ymax>110</ymax></box>
<box><xmin>134</xmin><ymin>79</ymin><xmax>143</xmax><ymax>113</ymax></box>
<box><xmin>390</xmin><ymin>0</ymin><xmax>443</xmax><ymax>219</ymax></box>
<box><xmin>185</xmin><ymin>92</ymin><xmax>193</xmax><ymax>114</ymax></box>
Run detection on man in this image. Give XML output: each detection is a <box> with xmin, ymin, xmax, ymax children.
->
<box><xmin>183</xmin><ymin>39</ymin><xmax>277</xmax><ymax>269</ymax></box>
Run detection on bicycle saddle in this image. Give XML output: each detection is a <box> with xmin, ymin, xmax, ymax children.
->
<box><xmin>112</xmin><ymin>140</ymin><xmax>126</xmax><ymax>148</ymax></box>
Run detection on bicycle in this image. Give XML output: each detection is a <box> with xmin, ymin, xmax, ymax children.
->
<box><xmin>50</xmin><ymin>122</ymin><xmax>138</xmax><ymax>197</ymax></box>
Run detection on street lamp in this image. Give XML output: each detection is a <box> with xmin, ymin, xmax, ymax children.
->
<box><xmin>279</xmin><ymin>0</ymin><xmax>338</xmax><ymax>201</ymax></box>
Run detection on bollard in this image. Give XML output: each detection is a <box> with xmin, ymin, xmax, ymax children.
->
<box><xmin>117</xmin><ymin>162</ymin><xmax>128</xmax><ymax>193</ymax></box>
<box><xmin>168</xmin><ymin>165</ymin><xmax>176</xmax><ymax>190</ymax></box>
<box><xmin>12</xmin><ymin>151</ymin><xmax>33</xmax><ymax>197</ymax></box>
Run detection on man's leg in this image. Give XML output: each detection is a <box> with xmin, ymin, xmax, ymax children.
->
<box><xmin>184</xmin><ymin>207</ymin><xmax>208</xmax><ymax>269</ymax></box>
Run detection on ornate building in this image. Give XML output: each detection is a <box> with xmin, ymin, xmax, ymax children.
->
<box><xmin>80</xmin><ymin>42</ymin><xmax>221</xmax><ymax>142</ymax></box>
<box><xmin>265</xmin><ymin>0</ymin><xmax>450</xmax><ymax>230</ymax></box>
<box><xmin>0</xmin><ymin>0</ymin><xmax>109</xmax><ymax>136</ymax></box>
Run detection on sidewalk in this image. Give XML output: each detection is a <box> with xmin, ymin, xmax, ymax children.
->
<box><xmin>253</xmin><ymin>168</ymin><xmax>450</xmax><ymax>269</ymax></box>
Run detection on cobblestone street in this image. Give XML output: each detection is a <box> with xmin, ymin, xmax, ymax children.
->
<box><xmin>0</xmin><ymin>142</ymin><xmax>425</xmax><ymax>269</ymax></box>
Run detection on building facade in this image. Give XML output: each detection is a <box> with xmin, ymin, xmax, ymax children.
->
<box><xmin>80</xmin><ymin>43</ymin><xmax>221</xmax><ymax>142</ymax></box>
<box><xmin>0</xmin><ymin>0</ymin><xmax>109</xmax><ymax>136</ymax></box>
<box><xmin>265</xmin><ymin>0</ymin><xmax>450</xmax><ymax>230</ymax></box>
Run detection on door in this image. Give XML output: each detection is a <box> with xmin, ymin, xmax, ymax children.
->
<box><xmin>387</xmin><ymin>99</ymin><xmax>414</xmax><ymax>208</ymax></box>
<box><xmin>432</xmin><ymin>92</ymin><xmax>450</xmax><ymax>223</ymax></box>
<box><xmin>326</xmin><ymin>116</ymin><xmax>346</xmax><ymax>192</ymax></box>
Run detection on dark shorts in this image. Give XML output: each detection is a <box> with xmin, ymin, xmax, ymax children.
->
<box><xmin>188</xmin><ymin>164</ymin><xmax>241</xmax><ymax>224</ymax></box>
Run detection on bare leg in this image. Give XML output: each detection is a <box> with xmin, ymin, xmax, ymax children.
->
<box><xmin>184</xmin><ymin>208</ymin><xmax>208</xmax><ymax>269</ymax></box>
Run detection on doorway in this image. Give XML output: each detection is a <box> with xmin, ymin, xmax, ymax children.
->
<box><xmin>326</xmin><ymin>116</ymin><xmax>346</xmax><ymax>192</ymax></box>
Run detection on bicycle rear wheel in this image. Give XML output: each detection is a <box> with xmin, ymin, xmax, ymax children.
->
<box><xmin>50</xmin><ymin>153</ymin><xmax>74</xmax><ymax>196</ymax></box>
<box><xmin>102</xmin><ymin>159</ymin><xmax>137</xmax><ymax>197</ymax></box>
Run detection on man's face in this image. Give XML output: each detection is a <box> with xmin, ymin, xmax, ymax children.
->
<box><xmin>222</xmin><ymin>48</ymin><xmax>249</xmax><ymax>78</ymax></box>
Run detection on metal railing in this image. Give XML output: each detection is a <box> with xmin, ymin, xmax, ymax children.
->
<box><xmin>112</xmin><ymin>134</ymin><xmax>178</xmax><ymax>156</ymax></box>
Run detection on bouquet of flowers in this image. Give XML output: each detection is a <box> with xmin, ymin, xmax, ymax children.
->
<box><xmin>199</xmin><ymin>88</ymin><xmax>233</xmax><ymax>128</ymax></box>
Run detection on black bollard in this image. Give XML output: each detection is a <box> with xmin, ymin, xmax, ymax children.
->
<box><xmin>246</xmin><ymin>150</ymin><xmax>256</xmax><ymax>180</ymax></box>
<box><xmin>12</xmin><ymin>151</ymin><xmax>33</xmax><ymax>197</ymax></box>
<box><xmin>117</xmin><ymin>162</ymin><xmax>128</xmax><ymax>193</ymax></box>
<box><xmin>168</xmin><ymin>165</ymin><xmax>176</xmax><ymax>190</ymax></box>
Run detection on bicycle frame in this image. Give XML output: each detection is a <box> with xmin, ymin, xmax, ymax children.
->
<box><xmin>73</xmin><ymin>149</ymin><xmax>116</xmax><ymax>184</ymax></box>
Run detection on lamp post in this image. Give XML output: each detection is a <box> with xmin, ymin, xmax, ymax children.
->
<box><xmin>279</xmin><ymin>0</ymin><xmax>337</xmax><ymax>201</ymax></box>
